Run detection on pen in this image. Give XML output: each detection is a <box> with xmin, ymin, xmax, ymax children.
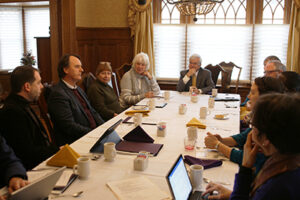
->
<box><xmin>61</xmin><ymin>174</ymin><xmax>78</xmax><ymax>193</ymax></box>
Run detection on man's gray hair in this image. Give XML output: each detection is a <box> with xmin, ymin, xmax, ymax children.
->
<box><xmin>268</xmin><ymin>60</ymin><xmax>286</xmax><ymax>72</ymax></box>
<box><xmin>189</xmin><ymin>54</ymin><xmax>202</xmax><ymax>66</ymax></box>
<box><xmin>132</xmin><ymin>52</ymin><xmax>150</xmax><ymax>70</ymax></box>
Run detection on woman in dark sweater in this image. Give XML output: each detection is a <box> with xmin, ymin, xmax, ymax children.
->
<box><xmin>202</xmin><ymin>93</ymin><xmax>300</xmax><ymax>200</ymax></box>
<box><xmin>87</xmin><ymin>62</ymin><xmax>123</xmax><ymax>121</ymax></box>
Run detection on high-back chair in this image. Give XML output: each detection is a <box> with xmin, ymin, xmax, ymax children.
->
<box><xmin>218</xmin><ymin>61</ymin><xmax>242</xmax><ymax>93</ymax></box>
<box><xmin>204</xmin><ymin>64</ymin><xmax>228</xmax><ymax>87</ymax></box>
<box><xmin>115</xmin><ymin>63</ymin><xmax>132</xmax><ymax>92</ymax></box>
<box><xmin>81</xmin><ymin>72</ymin><xmax>97</xmax><ymax>92</ymax></box>
<box><xmin>37</xmin><ymin>83</ymin><xmax>56</xmax><ymax>144</ymax></box>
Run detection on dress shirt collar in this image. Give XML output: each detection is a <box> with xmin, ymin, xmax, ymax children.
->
<box><xmin>62</xmin><ymin>79</ymin><xmax>77</xmax><ymax>89</ymax></box>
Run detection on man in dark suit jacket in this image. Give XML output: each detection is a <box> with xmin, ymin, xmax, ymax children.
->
<box><xmin>0</xmin><ymin>134</ymin><xmax>28</xmax><ymax>197</ymax></box>
<box><xmin>176</xmin><ymin>54</ymin><xmax>214</xmax><ymax>94</ymax></box>
<box><xmin>0</xmin><ymin>66</ymin><xmax>59</xmax><ymax>170</ymax></box>
<box><xmin>47</xmin><ymin>54</ymin><xmax>104</xmax><ymax>146</ymax></box>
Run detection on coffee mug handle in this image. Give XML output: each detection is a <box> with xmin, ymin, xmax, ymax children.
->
<box><xmin>73</xmin><ymin>164</ymin><xmax>78</xmax><ymax>175</ymax></box>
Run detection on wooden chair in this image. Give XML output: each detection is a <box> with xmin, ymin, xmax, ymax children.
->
<box><xmin>116</xmin><ymin>63</ymin><xmax>131</xmax><ymax>82</ymax></box>
<box><xmin>37</xmin><ymin>83</ymin><xmax>56</xmax><ymax>144</ymax></box>
<box><xmin>218</xmin><ymin>62</ymin><xmax>242</xmax><ymax>93</ymax></box>
<box><xmin>80</xmin><ymin>72</ymin><xmax>97</xmax><ymax>92</ymax></box>
<box><xmin>115</xmin><ymin>63</ymin><xmax>132</xmax><ymax>93</ymax></box>
<box><xmin>204</xmin><ymin>64</ymin><xmax>227</xmax><ymax>86</ymax></box>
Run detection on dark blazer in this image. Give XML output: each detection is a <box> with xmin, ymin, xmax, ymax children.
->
<box><xmin>176</xmin><ymin>68</ymin><xmax>215</xmax><ymax>94</ymax></box>
<box><xmin>0</xmin><ymin>94</ymin><xmax>59</xmax><ymax>170</ymax></box>
<box><xmin>0</xmin><ymin>135</ymin><xmax>27</xmax><ymax>188</ymax></box>
<box><xmin>47</xmin><ymin>80</ymin><xmax>104</xmax><ymax>146</ymax></box>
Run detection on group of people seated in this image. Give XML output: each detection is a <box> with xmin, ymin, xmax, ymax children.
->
<box><xmin>0</xmin><ymin>50</ymin><xmax>299</xmax><ymax>199</ymax></box>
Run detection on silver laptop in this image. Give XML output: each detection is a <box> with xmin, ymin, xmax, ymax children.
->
<box><xmin>9</xmin><ymin>166</ymin><xmax>66</xmax><ymax>200</ymax></box>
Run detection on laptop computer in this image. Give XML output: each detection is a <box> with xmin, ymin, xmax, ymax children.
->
<box><xmin>166</xmin><ymin>155</ymin><xmax>203</xmax><ymax>200</ymax></box>
<box><xmin>8</xmin><ymin>166</ymin><xmax>66</xmax><ymax>200</ymax></box>
<box><xmin>89</xmin><ymin>119</ymin><xmax>123</xmax><ymax>153</ymax></box>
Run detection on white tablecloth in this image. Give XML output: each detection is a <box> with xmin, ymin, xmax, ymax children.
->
<box><xmin>41</xmin><ymin>91</ymin><xmax>241</xmax><ymax>199</ymax></box>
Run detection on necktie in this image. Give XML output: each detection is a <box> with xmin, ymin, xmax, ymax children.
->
<box><xmin>192</xmin><ymin>75</ymin><xmax>196</xmax><ymax>87</ymax></box>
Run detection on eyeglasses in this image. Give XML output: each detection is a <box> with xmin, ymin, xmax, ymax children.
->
<box><xmin>264</xmin><ymin>70</ymin><xmax>279</xmax><ymax>75</ymax></box>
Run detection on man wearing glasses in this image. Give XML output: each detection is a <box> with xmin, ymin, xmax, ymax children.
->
<box><xmin>264</xmin><ymin>60</ymin><xmax>286</xmax><ymax>78</ymax></box>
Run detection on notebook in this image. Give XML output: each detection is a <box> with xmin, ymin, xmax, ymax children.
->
<box><xmin>90</xmin><ymin>123</ymin><xmax>163</xmax><ymax>156</ymax></box>
<box><xmin>89</xmin><ymin>119</ymin><xmax>123</xmax><ymax>153</ymax></box>
<box><xmin>8</xmin><ymin>166</ymin><xmax>66</xmax><ymax>200</ymax></box>
<box><xmin>166</xmin><ymin>155</ymin><xmax>203</xmax><ymax>200</ymax></box>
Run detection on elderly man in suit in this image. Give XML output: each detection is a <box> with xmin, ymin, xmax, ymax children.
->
<box><xmin>0</xmin><ymin>66</ymin><xmax>59</xmax><ymax>170</ymax></box>
<box><xmin>176</xmin><ymin>54</ymin><xmax>214</xmax><ymax>94</ymax></box>
<box><xmin>0</xmin><ymin>134</ymin><xmax>28</xmax><ymax>199</ymax></box>
<box><xmin>47</xmin><ymin>54</ymin><xmax>104</xmax><ymax>146</ymax></box>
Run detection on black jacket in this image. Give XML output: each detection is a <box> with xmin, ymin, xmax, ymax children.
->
<box><xmin>0</xmin><ymin>94</ymin><xmax>58</xmax><ymax>170</ymax></box>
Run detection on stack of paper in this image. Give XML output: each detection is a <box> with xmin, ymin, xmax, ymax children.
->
<box><xmin>107</xmin><ymin>176</ymin><xmax>170</xmax><ymax>200</ymax></box>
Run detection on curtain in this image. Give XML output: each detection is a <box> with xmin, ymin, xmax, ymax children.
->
<box><xmin>128</xmin><ymin>0</ymin><xmax>155</xmax><ymax>74</ymax></box>
<box><xmin>287</xmin><ymin>0</ymin><xmax>300</xmax><ymax>73</ymax></box>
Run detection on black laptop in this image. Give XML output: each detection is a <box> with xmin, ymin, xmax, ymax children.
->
<box><xmin>89</xmin><ymin>119</ymin><xmax>123</xmax><ymax>153</ymax></box>
<box><xmin>166</xmin><ymin>155</ymin><xmax>203</xmax><ymax>200</ymax></box>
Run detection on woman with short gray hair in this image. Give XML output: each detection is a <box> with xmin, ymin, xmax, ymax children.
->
<box><xmin>119</xmin><ymin>52</ymin><xmax>160</xmax><ymax>108</ymax></box>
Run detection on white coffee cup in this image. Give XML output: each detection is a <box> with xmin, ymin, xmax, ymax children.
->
<box><xmin>133</xmin><ymin>113</ymin><xmax>143</xmax><ymax>126</ymax></box>
<box><xmin>164</xmin><ymin>91</ymin><xmax>170</xmax><ymax>100</ymax></box>
<box><xmin>104</xmin><ymin>142</ymin><xmax>116</xmax><ymax>162</ymax></box>
<box><xmin>179</xmin><ymin>104</ymin><xmax>187</xmax><ymax>114</ymax></box>
<box><xmin>157</xmin><ymin>122</ymin><xmax>167</xmax><ymax>137</ymax></box>
<box><xmin>190</xmin><ymin>164</ymin><xmax>203</xmax><ymax>191</ymax></box>
<box><xmin>187</xmin><ymin>127</ymin><xmax>198</xmax><ymax>140</ymax></box>
<box><xmin>148</xmin><ymin>98</ymin><xmax>156</xmax><ymax>110</ymax></box>
<box><xmin>191</xmin><ymin>94</ymin><xmax>198</xmax><ymax>103</ymax></box>
<box><xmin>208</xmin><ymin>96</ymin><xmax>215</xmax><ymax>109</ymax></box>
<box><xmin>200</xmin><ymin>107</ymin><xmax>211</xmax><ymax>119</ymax></box>
<box><xmin>73</xmin><ymin>157</ymin><xmax>90</xmax><ymax>179</ymax></box>
<box><xmin>212</xmin><ymin>88</ymin><xmax>218</xmax><ymax>97</ymax></box>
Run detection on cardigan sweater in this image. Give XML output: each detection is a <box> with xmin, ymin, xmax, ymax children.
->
<box><xmin>119</xmin><ymin>68</ymin><xmax>160</xmax><ymax>108</ymax></box>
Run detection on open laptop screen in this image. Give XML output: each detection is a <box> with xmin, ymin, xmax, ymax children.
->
<box><xmin>89</xmin><ymin>119</ymin><xmax>123</xmax><ymax>153</ymax></box>
<box><xmin>167</xmin><ymin>155</ymin><xmax>193</xmax><ymax>200</ymax></box>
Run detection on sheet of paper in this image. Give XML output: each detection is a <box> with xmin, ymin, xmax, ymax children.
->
<box><xmin>107</xmin><ymin>176</ymin><xmax>170</xmax><ymax>200</ymax></box>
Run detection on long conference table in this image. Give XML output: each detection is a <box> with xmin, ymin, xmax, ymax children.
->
<box><xmin>39</xmin><ymin>91</ymin><xmax>241</xmax><ymax>199</ymax></box>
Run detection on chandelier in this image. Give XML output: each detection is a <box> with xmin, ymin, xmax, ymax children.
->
<box><xmin>166</xmin><ymin>0</ymin><xmax>224</xmax><ymax>21</ymax></box>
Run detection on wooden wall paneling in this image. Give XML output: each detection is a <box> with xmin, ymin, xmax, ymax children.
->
<box><xmin>76</xmin><ymin>27</ymin><xmax>134</xmax><ymax>87</ymax></box>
